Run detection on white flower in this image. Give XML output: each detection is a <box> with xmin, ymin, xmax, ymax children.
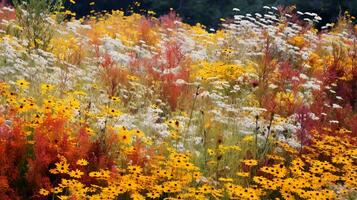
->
<box><xmin>268</xmin><ymin>83</ymin><xmax>278</xmax><ymax>89</ymax></box>
<box><xmin>308</xmin><ymin>112</ymin><xmax>320</xmax><ymax>120</ymax></box>
<box><xmin>332</xmin><ymin>104</ymin><xmax>342</xmax><ymax>109</ymax></box>
<box><xmin>175</xmin><ymin>79</ymin><xmax>187</xmax><ymax>86</ymax></box>
<box><xmin>329</xmin><ymin>120</ymin><xmax>339</xmax><ymax>124</ymax></box>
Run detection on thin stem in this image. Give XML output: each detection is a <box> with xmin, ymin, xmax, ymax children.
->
<box><xmin>185</xmin><ymin>85</ymin><xmax>200</xmax><ymax>136</ymax></box>
<box><xmin>254</xmin><ymin>115</ymin><xmax>259</xmax><ymax>159</ymax></box>
<box><xmin>201</xmin><ymin>110</ymin><xmax>207</xmax><ymax>169</ymax></box>
<box><xmin>260</xmin><ymin>112</ymin><xmax>274</xmax><ymax>159</ymax></box>
<box><xmin>299</xmin><ymin>114</ymin><xmax>305</xmax><ymax>155</ymax></box>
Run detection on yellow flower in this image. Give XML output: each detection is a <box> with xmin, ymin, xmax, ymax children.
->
<box><xmin>266</xmin><ymin>154</ymin><xmax>285</xmax><ymax>162</ymax></box>
<box><xmin>288</xmin><ymin>35</ymin><xmax>305</xmax><ymax>48</ymax></box>
<box><xmin>76</xmin><ymin>159</ymin><xmax>89</xmax><ymax>166</ymax></box>
<box><xmin>69</xmin><ymin>169</ymin><xmax>84</xmax><ymax>178</ymax></box>
<box><xmin>55</xmin><ymin>161</ymin><xmax>70</xmax><ymax>174</ymax></box>
<box><xmin>237</xmin><ymin>172</ymin><xmax>250</xmax><ymax>177</ymax></box>
<box><xmin>17</xmin><ymin>103</ymin><xmax>30</xmax><ymax>113</ymax></box>
<box><xmin>89</xmin><ymin>171</ymin><xmax>100</xmax><ymax>177</ymax></box>
<box><xmin>39</xmin><ymin>188</ymin><xmax>49</xmax><ymax>196</ymax></box>
<box><xmin>218</xmin><ymin>177</ymin><xmax>233</xmax><ymax>182</ymax></box>
<box><xmin>52</xmin><ymin>187</ymin><xmax>63</xmax><ymax>194</ymax></box>
<box><xmin>89</xmin><ymin>169</ymin><xmax>110</xmax><ymax>179</ymax></box>
<box><xmin>107</xmin><ymin>107</ymin><xmax>122</xmax><ymax>117</ymax></box>
<box><xmin>118</xmin><ymin>131</ymin><xmax>131</xmax><ymax>144</ymax></box>
<box><xmin>85</xmin><ymin>127</ymin><xmax>95</xmax><ymax>136</ymax></box>
<box><xmin>242</xmin><ymin>159</ymin><xmax>258</xmax><ymax>166</ymax></box>
<box><xmin>128</xmin><ymin>165</ymin><xmax>143</xmax><ymax>174</ymax></box>
<box><xmin>16</xmin><ymin>79</ymin><xmax>30</xmax><ymax>89</ymax></box>
<box><xmin>193</xmin><ymin>171</ymin><xmax>202</xmax><ymax>180</ymax></box>
<box><xmin>130</xmin><ymin>129</ymin><xmax>144</xmax><ymax>137</ymax></box>
<box><xmin>57</xmin><ymin>196</ymin><xmax>69</xmax><ymax>200</ymax></box>
<box><xmin>41</xmin><ymin>83</ymin><xmax>54</xmax><ymax>93</ymax></box>
<box><xmin>275</xmin><ymin>91</ymin><xmax>298</xmax><ymax>105</ymax></box>
<box><xmin>72</xmin><ymin>90</ymin><xmax>87</xmax><ymax>96</ymax></box>
<box><xmin>0</xmin><ymin>82</ymin><xmax>9</xmax><ymax>91</ymax></box>
<box><xmin>260</xmin><ymin>164</ymin><xmax>287</xmax><ymax>178</ymax></box>
<box><xmin>243</xmin><ymin>135</ymin><xmax>254</xmax><ymax>142</ymax></box>
<box><xmin>131</xmin><ymin>192</ymin><xmax>145</xmax><ymax>200</ymax></box>
<box><xmin>207</xmin><ymin>148</ymin><xmax>215</xmax><ymax>156</ymax></box>
<box><xmin>142</xmin><ymin>137</ymin><xmax>153</xmax><ymax>145</ymax></box>
<box><xmin>35</xmin><ymin>38</ymin><xmax>43</xmax><ymax>45</ymax></box>
<box><xmin>167</xmin><ymin>119</ymin><xmax>180</xmax><ymax>128</ymax></box>
<box><xmin>192</xmin><ymin>61</ymin><xmax>245</xmax><ymax>83</ymax></box>
<box><xmin>147</xmin><ymin>192</ymin><xmax>161</xmax><ymax>198</ymax></box>
<box><xmin>337</xmin><ymin>128</ymin><xmax>352</xmax><ymax>134</ymax></box>
<box><xmin>110</xmin><ymin>96</ymin><xmax>121</xmax><ymax>103</ymax></box>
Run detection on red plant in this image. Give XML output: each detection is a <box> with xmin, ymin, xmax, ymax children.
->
<box><xmin>0</xmin><ymin>119</ymin><xmax>26</xmax><ymax>199</ymax></box>
<box><xmin>99</xmin><ymin>53</ymin><xmax>129</xmax><ymax>97</ymax></box>
<box><xmin>295</xmin><ymin>106</ymin><xmax>317</xmax><ymax>154</ymax></box>
<box><xmin>25</xmin><ymin>115</ymin><xmax>103</xmax><ymax>198</ymax></box>
<box><xmin>126</xmin><ymin>140</ymin><xmax>155</xmax><ymax>167</ymax></box>
<box><xmin>159</xmin><ymin>11</ymin><xmax>181</xmax><ymax>32</ymax></box>
<box><xmin>144</xmin><ymin>41</ymin><xmax>190</xmax><ymax>110</ymax></box>
<box><xmin>138</xmin><ymin>18</ymin><xmax>157</xmax><ymax>46</ymax></box>
<box><xmin>0</xmin><ymin>4</ymin><xmax>16</xmax><ymax>22</ymax></box>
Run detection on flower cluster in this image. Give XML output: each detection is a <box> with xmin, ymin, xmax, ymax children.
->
<box><xmin>0</xmin><ymin>2</ymin><xmax>356</xmax><ymax>200</ymax></box>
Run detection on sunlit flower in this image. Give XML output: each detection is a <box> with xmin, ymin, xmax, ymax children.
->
<box><xmin>55</xmin><ymin>161</ymin><xmax>70</xmax><ymax>174</ymax></box>
<box><xmin>69</xmin><ymin>169</ymin><xmax>84</xmax><ymax>178</ymax></box>
<box><xmin>16</xmin><ymin>79</ymin><xmax>30</xmax><ymax>89</ymax></box>
<box><xmin>107</xmin><ymin>107</ymin><xmax>122</xmax><ymax>117</ymax></box>
<box><xmin>76</xmin><ymin>159</ymin><xmax>89</xmax><ymax>166</ymax></box>
<box><xmin>39</xmin><ymin>188</ymin><xmax>49</xmax><ymax>196</ymax></box>
<box><xmin>237</xmin><ymin>172</ymin><xmax>250</xmax><ymax>177</ymax></box>
<box><xmin>242</xmin><ymin>159</ymin><xmax>258</xmax><ymax>167</ymax></box>
<box><xmin>41</xmin><ymin>83</ymin><xmax>54</xmax><ymax>93</ymax></box>
<box><xmin>128</xmin><ymin>165</ymin><xmax>143</xmax><ymax>174</ymax></box>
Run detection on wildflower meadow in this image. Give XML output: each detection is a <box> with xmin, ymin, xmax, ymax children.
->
<box><xmin>0</xmin><ymin>1</ymin><xmax>356</xmax><ymax>199</ymax></box>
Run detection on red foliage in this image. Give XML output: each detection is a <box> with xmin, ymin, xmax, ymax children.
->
<box><xmin>159</xmin><ymin>11</ymin><xmax>181</xmax><ymax>32</ymax></box>
<box><xmin>0</xmin><ymin>119</ymin><xmax>26</xmax><ymax>199</ymax></box>
<box><xmin>26</xmin><ymin>115</ymin><xmax>96</xmax><ymax>198</ymax></box>
<box><xmin>100</xmin><ymin>53</ymin><xmax>129</xmax><ymax>97</ymax></box>
<box><xmin>272</xmin><ymin>62</ymin><xmax>304</xmax><ymax>115</ymax></box>
<box><xmin>0</xmin><ymin>4</ymin><xmax>16</xmax><ymax>22</ymax></box>
<box><xmin>87</xmin><ymin>129</ymin><xmax>117</xmax><ymax>171</ymax></box>
<box><xmin>138</xmin><ymin>18</ymin><xmax>157</xmax><ymax>46</ymax></box>
<box><xmin>126</xmin><ymin>140</ymin><xmax>155</xmax><ymax>167</ymax></box>
<box><xmin>295</xmin><ymin>106</ymin><xmax>317</xmax><ymax>152</ymax></box>
<box><xmin>146</xmin><ymin>41</ymin><xmax>190</xmax><ymax>110</ymax></box>
<box><xmin>129</xmin><ymin>39</ymin><xmax>190</xmax><ymax>110</ymax></box>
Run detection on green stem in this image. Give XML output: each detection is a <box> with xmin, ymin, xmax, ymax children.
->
<box><xmin>185</xmin><ymin>85</ymin><xmax>200</xmax><ymax>138</ymax></box>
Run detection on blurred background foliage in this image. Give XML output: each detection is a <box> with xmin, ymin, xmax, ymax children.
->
<box><xmin>8</xmin><ymin>0</ymin><xmax>357</xmax><ymax>29</ymax></box>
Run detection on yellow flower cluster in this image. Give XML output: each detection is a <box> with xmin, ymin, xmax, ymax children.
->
<box><xmin>43</xmin><ymin>150</ymin><xmax>225</xmax><ymax>200</ymax></box>
<box><xmin>49</xmin><ymin>34</ymin><xmax>85</xmax><ymax>64</ymax></box>
<box><xmin>0</xmin><ymin>81</ymin><xmax>124</xmax><ymax>130</ymax></box>
<box><xmin>193</xmin><ymin>61</ymin><xmax>245</xmax><ymax>83</ymax></box>
<box><xmin>248</xmin><ymin>133</ymin><xmax>356</xmax><ymax>200</ymax></box>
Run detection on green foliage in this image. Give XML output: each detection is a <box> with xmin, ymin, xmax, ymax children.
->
<box><xmin>12</xmin><ymin>0</ymin><xmax>64</xmax><ymax>49</ymax></box>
